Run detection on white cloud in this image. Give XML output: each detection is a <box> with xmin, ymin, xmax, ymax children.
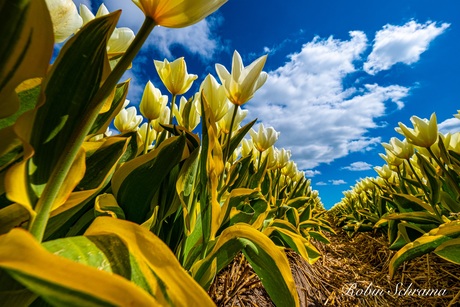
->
<box><xmin>331</xmin><ymin>179</ymin><xmax>347</xmax><ymax>185</ymax></box>
<box><xmin>439</xmin><ymin>117</ymin><xmax>460</xmax><ymax>134</ymax></box>
<box><xmin>316</xmin><ymin>181</ymin><xmax>328</xmax><ymax>186</ymax></box>
<box><xmin>364</xmin><ymin>20</ymin><xmax>450</xmax><ymax>75</ymax></box>
<box><xmin>342</xmin><ymin>161</ymin><xmax>373</xmax><ymax>171</ymax></box>
<box><xmin>82</xmin><ymin>0</ymin><xmax>224</xmax><ymax>61</ymax></box>
<box><xmin>147</xmin><ymin>18</ymin><xmax>223</xmax><ymax>61</ymax></box>
<box><xmin>304</xmin><ymin>170</ymin><xmax>321</xmax><ymax>177</ymax></box>
<box><xmin>249</xmin><ymin>31</ymin><xmax>410</xmax><ymax>169</ymax></box>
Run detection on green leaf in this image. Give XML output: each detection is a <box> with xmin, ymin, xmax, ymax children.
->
<box><xmin>433</xmin><ymin>238</ymin><xmax>460</xmax><ymax>264</ymax></box>
<box><xmin>26</xmin><ymin>12</ymin><xmax>118</xmax><ymax>200</ymax></box>
<box><xmin>192</xmin><ymin>223</ymin><xmax>299</xmax><ymax>307</ymax></box>
<box><xmin>0</xmin><ymin>227</ymin><xmax>158</xmax><ymax>306</ymax></box>
<box><xmin>382</xmin><ymin>212</ymin><xmax>443</xmax><ymax>224</ymax></box>
<box><xmin>227</xmin><ymin>118</ymin><xmax>257</xmax><ymax>158</ymax></box>
<box><xmin>392</xmin><ymin>193</ymin><xmax>434</xmax><ymax>213</ymax></box>
<box><xmin>112</xmin><ymin>135</ymin><xmax>188</xmax><ymax>224</ymax></box>
<box><xmin>89</xmin><ymin>81</ymin><xmax>130</xmax><ymax>135</ymax></box>
<box><xmin>389</xmin><ymin>220</ymin><xmax>460</xmax><ymax>278</ymax></box>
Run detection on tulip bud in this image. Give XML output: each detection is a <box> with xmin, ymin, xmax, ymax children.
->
<box><xmin>140</xmin><ymin>81</ymin><xmax>168</xmax><ymax>121</ymax></box>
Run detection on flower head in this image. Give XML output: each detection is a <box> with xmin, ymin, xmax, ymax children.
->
<box><xmin>114</xmin><ymin>107</ymin><xmax>143</xmax><ymax>133</ymax></box>
<box><xmin>132</xmin><ymin>0</ymin><xmax>227</xmax><ymax>28</ymax></box>
<box><xmin>154</xmin><ymin>57</ymin><xmax>197</xmax><ymax>96</ymax></box>
<box><xmin>215</xmin><ymin>51</ymin><xmax>268</xmax><ymax>106</ymax></box>
<box><xmin>174</xmin><ymin>95</ymin><xmax>201</xmax><ymax>131</ymax></box>
<box><xmin>249</xmin><ymin>123</ymin><xmax>280</xmax><ymax>153</ymax></box>
<box><xmin>382</xmin><ymin>137</ymin><xmax>414</xmax><ymax>160</ymax></box>
<box><xmin>396</xmin><ymin>113</ymin><xmax>438</xmax><ymax>148</ymax></box>
<box><xmin>200</xmin><ymin>74</ymin><xmax>229</xmax><ymax>122</ymax></box>
<box><xmin>140</xmin><ymin>81</ymin><xmax>168</xmax><ymax>121</ymax></box>
<box><xmin>80</xmin><ymin>4</ymin><xmax>135</xmax><ymax>57</ymax></box>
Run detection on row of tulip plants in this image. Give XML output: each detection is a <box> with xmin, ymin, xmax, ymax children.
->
<box><xmin>0</xmin><ymin>0</ymin><xmax>330</xmax><ymax>306</ymax></box>
<box><xmin>329</xmin><ymin>111</ymin><xmax>460</xmax><ymax>278</ymax></box>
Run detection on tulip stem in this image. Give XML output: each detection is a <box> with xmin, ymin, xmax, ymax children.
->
<box><xmin>426</xmin><ymin>147</ymin><xmax>460</xmax><ymax>196</ymax></box>
<box><xmin>28</xmin><ymin>16</ymin><xmax>156</xmax><ymax>242</ymax></box>
<box><xmin>143</xmin><ymin>120</ymin><xmax>153</xmax><ymax>154</ymax></box>
<box><xmin>223</xmin><ymin>104</ymin><xmax>239</xmax><ymax>164</ymax></box>
<box><xmin>167</xmin><ymin>94</ymin><xmax>177</xmax><ymax>138</ymax></box>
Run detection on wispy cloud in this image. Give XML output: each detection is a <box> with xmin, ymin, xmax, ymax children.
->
<box><xmin>342</xmin><ymin>161</ymin><xmax>373</xmax><ymax>171</ymax></box>
<box><xmin>304</xmin><ymin>170</ymin><xmax>321</xmax><ymax>177</ymax></box>
<box><xmin>364</xmin><ymin>20</ymin><xmax>450</xmax><ymax>75</ymax></box>
<box><xmin>249</xmin><ymin>31</ymin><xmax>409</xmax><ymax>169</ymax></box>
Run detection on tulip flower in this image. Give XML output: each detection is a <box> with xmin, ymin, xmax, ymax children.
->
<box><xmin>132</xmin><ymin>0</ymin><xmax>227</xmax><ymax>28</ymax></box>
<box><xmin>151</xmin><ymin>106</ymin><xmax>171</xmax><ymax>133</ymax></box>
<box><xmin>382</xmin><ymin>137</ymin><xmax>414</xmax><ymax>160</ymax></box>
<box><xmin>276</xmin><ymin>148</ymin><xmax>291</xmax><ymax>169</ymax></box>
<box><xmin>249</xmin><ymin>123</ymin><xmax>280</xmax><ymax>153</ymax></box>
<box><xmin>374</xmin><ymin>165</ymin><xmax>394</xmax><ymax>180</ymax></box>
<box><xmin>45</xmin><ymin>0</ymin><xmax>82</xmax><ymax>43</ymax></box>
<box><xmin>262</xmin><ymin>146</ymin><xmax>278</xmax><ymax>170</ymax></box>
<box><xmin>200</xmin><ymin>74</ymin><xmax>230</xmax><ymax>122</ymax></box>
<box><xmin>154</xmin><ymin>58</ymin><xmax>197</xmax><ymax>96</ymax></box>
<box><xmin>174</xmin><ymin>95</ymin><xmax>201</xmax><ymax>131</ymax></box>
<box><xmin>215</xmin><ymin>50</ymin><xmax>268</xmax><ymax>106</ymax></box>
<box><xmin>455</xmin><ymin>110</ymin><xmax>460</xmax><ymax>120</ymax></box>
<box><xmin>379</xmin><ymin>149</ymin><xmax>403</xmax><ymax>167</ymax></box>
<box><xmin>114</xmin><ymin>107</ymin><xmax>143</xmax><ymax>133</ymax></box>
<box><xmin>80</xmin><ymin>4</ymin><xmax>135</xmax><ymax>58</ymax></box>
<box><xmin>396</xmin><ymin>113</ymin><xmax>438</xmax><ymax>148</ymax></box>
<box><xmin>240</xmin><ymin>139</ymin><xmax>254</xmax><ymax>158</ymax></box>
<box><xmin>140</xmin><ymin>81</ymin><xmax>168</xmax><ymax>121</ymax></box>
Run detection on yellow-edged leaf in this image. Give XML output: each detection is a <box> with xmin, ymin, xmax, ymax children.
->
<box><xmin>0</xmin><ymin>228</ymin><xmax>158</xmax><ymax>306</ymax></box>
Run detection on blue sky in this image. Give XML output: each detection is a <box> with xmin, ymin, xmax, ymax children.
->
<box><xmin>75</xmin><ymin>0</ymin><xmax>460</xmax><ymax>208</ymax></box>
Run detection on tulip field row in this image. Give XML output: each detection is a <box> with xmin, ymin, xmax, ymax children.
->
<box><xmin>329</xmin><ymin>111</ymin><xmax>460</xmax><ymax>278</ymax></box>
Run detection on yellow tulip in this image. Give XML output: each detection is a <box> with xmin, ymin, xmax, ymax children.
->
<box><xmin>114</xmin><ymin>106</ymin><xmax>143</xmax><ymax>133</ymax></box>
<box><xmin>174</xmin><ymin>95</ymin><xmax>201</xmax><ymax>131</ymax></box>
<box><xmin>396</xmin><ymin>113</ymin><xmax>438</xmax><ymax>148</ymax></box>
<box><xmin>249</xmin><ymin>123</ymin><xmax>280</xmax><ymax>153</ymax></box>
<box><xmin>215</xmin><ymin>51</ymin><xmax>268</xmax><ymax>106</ymax></box>
<box><xmin>140</xmin><ymin>81</ymin><xmax>168</xmax><ymax>121</ymax></box>
<box><xmin>276</xmin><ymin>148</ymin><xmax>291</xmax><ymax>169</ymax></box>
<box><xmin>382</xmin><ymin>137</ymin><xmax>414</xmax><ymax>160</ymax></box>
<box><xmin>240</xmin><ymin>139</ymin><xmax>254</xmax><ymax>158</ymax></box>
<box><xmin>379</xmin><ymin>149</ymin><xmax>403</xmax><ymax>167</ymax></box>
<box><xmin>45</xmin><ymin>0</ymin><xmax>82</xmax><ymax>43</ymax></box>
<box><xmin>151</xmin><ymin>106</ymin><xmax>170</xmax><ymax>132</ymax></box>
<box><xmin>80</xmin><ymin>4</ymin><xmax>135</xmax><ymax>57</ymax></box>
<box><xmin>200</xmin><ymin>74</ymin><xmax>230</xmax><ymax>122</ymax></box>
<box><xmin>132</xmin><ymin>0</ymin><xmax>227</xmax><ymax>28</ymax></box>
<box><xmin>154</xmin><ymin>57</ymin><xmax>197</xmax><ymax>96</ymax></box>
<box><xmin>455</xmin><ymin>110</ymin><xmax>460</xmax><ymax>120</ymax></box>
<box><xmin>374</xmin><ymin>165</ymin><xmax>394</xmax><ymax>180</ymax></box>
